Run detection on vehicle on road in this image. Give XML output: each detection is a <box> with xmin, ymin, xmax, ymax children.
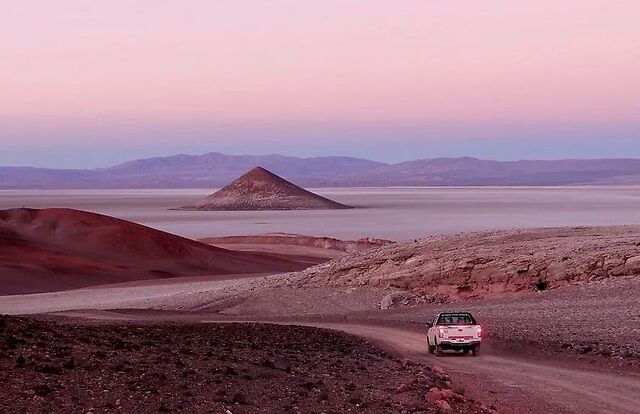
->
<box><xmin>426</xmin><ymin>312</ymin><xmax>482</xmax><ymax>357</ymax></box>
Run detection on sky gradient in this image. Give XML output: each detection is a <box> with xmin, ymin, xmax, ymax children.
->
<box><xmin>1</xmin><ymin>0</ymin><xmax>639</xmax><ymax>168</ymax></box>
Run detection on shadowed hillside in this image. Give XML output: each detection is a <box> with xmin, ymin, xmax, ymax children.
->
<box><xmin>0</xmin><ymin>208</ymin><xmax>302</xmax><ymax>295</ymax></box>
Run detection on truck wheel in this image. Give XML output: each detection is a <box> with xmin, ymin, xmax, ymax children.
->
<box><xmin>427</xmin><ymin>337</ymin><xmax>435</xmax><ymax>354</ymax></box>
<box><xmin>472</xmin><ymin>345</ymin><xmax>480</xmax><ymax>356</ymax></box>
<box><xmin>435</xmin><ymin>344</ymin><xmax>443</xmax><ymax>357</ymax></box>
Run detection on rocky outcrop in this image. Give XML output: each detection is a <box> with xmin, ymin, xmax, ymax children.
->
<box><xmin>272</xmin><ymin>226</ymin><xmax>640</xmax><ymax>300</ymax></box>
<box><xmin>201</xmin><ymin>233</ymin><xmax>392</xmax><ymax>254</ymax></box>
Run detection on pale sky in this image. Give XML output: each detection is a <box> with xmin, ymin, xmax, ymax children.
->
<box><xmin>1</xmin><ymin>0</ymin><xmax>639</xmax><ymax>167</ymax></box>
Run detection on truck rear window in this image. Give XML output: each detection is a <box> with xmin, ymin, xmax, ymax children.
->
<box><xmin>437</xmin><ymin>313</ymin><xmax>476</xmax><ymax>325</ymax></box>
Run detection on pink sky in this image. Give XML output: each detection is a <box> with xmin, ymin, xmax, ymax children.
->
<box><xmin>1</xmin><ymin>0</ymin><xmax>639</xmax><ymax>166</ymax></box>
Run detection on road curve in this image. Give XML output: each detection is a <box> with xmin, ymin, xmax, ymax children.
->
<box><xmin>14</xmin><ymin>307</ymin><xmax>640</xmax><ymax>414</ymax></box>
<box><xmin>203</xmin><ymin>320</ymin><xmax>640</xmax><ymax>414</ymax></box>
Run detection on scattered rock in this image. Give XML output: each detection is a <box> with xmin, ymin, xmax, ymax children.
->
<box><xmin>15</xmin><ymin>356</ymin><xmax>25</xmax><ymax>367</ymax></box>
<box><xmin>40</xmin><ymin>365</ymin><xmax>62</xmax><ymax>375</ymax></box>
<box><xmin>32</xmin><ymin>384</ymin><xmax>52</xmax><ymax>397</ymax></box>
<box><xmin>231</xmin><ymin>392</ymin><xmax>248</xmax><ymax>405</ymax></box>
<box><xmin>0</xmin><ymin>316</ymin><xmax>489</xmax><ymax>414</ymax></box>
<box><xmin>63</xmin><ymin>358</ymin><xmax>76</xmax><ymax>369</ymax></box>
<box><xmin>381</xmin><ymin>292</ymin><xmax>411</xmax><ymax>310</ymax></box>
<box><xmin>434</xmin><ymin>399</ymin><xmax>453</xmax><ymax>412</ymax></box>
<box><xmin>262</xmin><ymin>356</ymin><xmax>292</xmax><ymax>372</ymax></box>
<box><xmin>425</xmin><ymin>387</ymin><xmax>446</xmax><ymax>403</ymax></box>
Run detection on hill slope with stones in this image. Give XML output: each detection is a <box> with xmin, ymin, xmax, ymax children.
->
<box><xmin>0</xmin><ymin>316</ymin><xmax>492</xmax><ymax>414</ymax></box>
<box><xmin>180</xmin><ymin>167</ymin><xmax>352</xmax><ymax>211</ymax></box>
<box><xmin>274</xmin><ymin>226</ymin><xmax>640</xmax><ymax>301</ymax></box>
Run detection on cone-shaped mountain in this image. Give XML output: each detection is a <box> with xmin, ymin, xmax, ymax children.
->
<box><xmin>180</xmin><ymin>167</ymin><xmax>353</xmax><ymax>211</ymax></box>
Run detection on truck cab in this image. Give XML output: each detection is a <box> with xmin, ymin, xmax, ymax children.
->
<box><xmin>426</xmin><ymin>312</ymin><xmax>482</xmax><ymax>357</ymax></box>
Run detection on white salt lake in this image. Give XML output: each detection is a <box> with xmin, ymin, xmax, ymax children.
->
<box><xmin>1</xmin><ymin>187</ymin><xmax>639</xmax><ymax>241</ymax></box>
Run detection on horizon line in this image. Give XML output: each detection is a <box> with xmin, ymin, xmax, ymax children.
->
<box><xmin>3</xmin><ymin>151</ymin><xmax>640</xmax><ymax>170</ymax></box>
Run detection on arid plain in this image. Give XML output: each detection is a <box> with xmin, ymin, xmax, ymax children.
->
<box><xmin>2</xmin><ymin>186</ymin><xmax>639</xmax><ymax>240</ymax></box>
<box><xmin>2</xmin><ymin>186</ymin><xmax>640</xmax><ymax>414</ymax></box>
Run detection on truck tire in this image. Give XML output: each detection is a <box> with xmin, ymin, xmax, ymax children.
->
<box><xmin>472</xmin><ymin>345</ymin><xmax>480</xmax><ymax>356</ymax></box>
<box><xmin>427</xmin><ymin>337</ymin><xmax>435</xmax><ymax>354</ymax></box>
<box><xmin>435</xmin><ymin>343</ymin><xmax>443</xmax><ymax>357</ymax></box>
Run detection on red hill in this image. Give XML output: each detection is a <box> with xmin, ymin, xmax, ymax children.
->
<box><xmin>0</xmin><ymin>208</ymin><xmax>301</xmax><ymax>295</ymax></box>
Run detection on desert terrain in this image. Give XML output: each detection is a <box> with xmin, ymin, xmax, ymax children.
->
<box><xmin>2</xmin><ymin>189</ymin><xmax>640</xmax><ymax>413</ymax></box>
<box><xmin>1</xmin><ymin>186</ymin><xmax>639</xmax><ymax>239</ymax></box>
<box><xmin>180</xmin><ymin>167</ymin><xmax>352</xmax><ymax>211</ymax></box>
<box><xmin>5</xmin><ymin>0</ymin><xmax>640</xmax><ymax>412</ymax></box>
<box><xmin>1</xmin><ymin>315</ymin><xmax>496</xmax><ymax>414</ymax></box>
<box><xmin>0</xmin><ymin>208</ymin><xmax>306</xmax><ymax>295</ymax></box>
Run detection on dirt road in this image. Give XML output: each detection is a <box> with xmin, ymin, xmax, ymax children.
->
<box><xmin>288</xmin><ymin>323</ymin><xmax>640</xmax><ymax>414</ymax></box>
<box><xmin>59</xmin><ymin>310</ymin><xmax>640</xmax><ymax>414</ymax></box>
<box><xmin>3</xmin><ymin>274</ymin><xmax>639</xmax><ymax>414</ymax></box>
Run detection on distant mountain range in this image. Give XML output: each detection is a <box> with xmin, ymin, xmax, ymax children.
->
<box><xmin>2</xmin><ymin>152</ymin><xmax>640</xmax><ymax>189</ymax></box>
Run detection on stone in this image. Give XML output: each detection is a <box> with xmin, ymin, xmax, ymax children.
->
<box><xmin>434</xmin><ymin>400</ymin><xmax>453</xmax><ymax>412</ymax></box>
<box><xmin>425</xmin><ymin>387</ymin><xmax>445</xmax><ymax>402</ymax></box>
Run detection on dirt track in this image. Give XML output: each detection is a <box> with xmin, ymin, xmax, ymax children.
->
<box><xmin>2</xmin><ymin>267</ymin><xmax>640</xmax><ymax>413</ymax></box>
<box><xmin>52</xmin><ymin>311</ymin><xmax>640</xmax><ymax>414</ymax></box>
<box><xmin>4</xmin><ymin>315</ymin><xmax>495</xmax><ymax>414</ymax></box>
<box><xmin>294</xmin><ymin>323</ymin><xmax>640</xmax><ymax>414</ymax></box>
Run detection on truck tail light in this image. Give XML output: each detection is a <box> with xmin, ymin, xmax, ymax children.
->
<box><xmin>477</xmin><ymin>326</ymin><xmax>482</xmax><ymax>337</ymax></box>
<box><xmin>438</xmin><ymin>328</ymin><xmax>445</xmax><ymax>338</ymax></box>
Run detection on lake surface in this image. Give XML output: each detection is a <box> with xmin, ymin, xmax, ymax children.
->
<box><xmin>1</xmin><ymin>187</ymin><xmax>639</xmax><ymax>241</ymax></box>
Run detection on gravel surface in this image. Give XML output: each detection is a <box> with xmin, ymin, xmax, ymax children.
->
<box><xmin>362</xmin><ymin>276</ymin><xmax>640</xmax><ymax>369</ymax></box>
<box><xmin>0</xmin><ymin>316</ymin><xmax>492</xmax><ymax>414</ymax></box>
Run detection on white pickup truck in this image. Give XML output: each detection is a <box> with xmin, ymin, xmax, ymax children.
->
<box><xmin>426</xmin><ymin>312</ymin><xmax>482</xmax><ymax>357</ymax></box>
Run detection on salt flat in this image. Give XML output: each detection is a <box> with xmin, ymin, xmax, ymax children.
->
<box><xmin>1</xmin><ymin>187</ymin><xmax>639</xmax><ymax>240</ymax></box>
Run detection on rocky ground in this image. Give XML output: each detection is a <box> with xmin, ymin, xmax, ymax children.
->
<box><xmin>267</xmin><ymin>226</ymin><xmax>640</xmax><ymax>301</ymax></box>
<box><xmin>359</xmin><ymin>275</ymin><xmax>640</xmax><ymax>369</ymax></box>
<box><xmin>0</xmin><ymin>315</ymin><xmax>493</xmax><ymax>414</ymax></box>
<box><xmin>201</xmin><ymin>233</ymin><xmax>392</xmax><ymax>255</ymax></box>
<box><xmin>163</xmin><ymin>274</ymin><xmax>640</xmax><ymax>370</ymax></box>
<box><xmin>3</xmin><ymin>225</ymin><xmax>640</xmax><ymax>413</ymax></box>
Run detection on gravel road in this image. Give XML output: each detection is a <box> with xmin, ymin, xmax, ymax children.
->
<box><xmin>3</xmin><ymin>273</ymin><xmax>640</xmax><ymax>413</ymax></box>
<box><xmin>292</xmin><ymin>323</ymin><xmax>640</xmax><ymax>414</ymax></box>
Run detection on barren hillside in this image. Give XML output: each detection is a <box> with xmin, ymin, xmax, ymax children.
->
<box><xmin>202</xmin><ymin>233</ymin><xmax>392</xmax><ymax>254</ymax></box>
<box><xmin>272</xmin><ymin>226</ymin><xmax>640</xmax><ymax>301</ymax></box>
<box><xmin>180</xmin><ymin>167</ymin><xmax>352</xmax><ymax>210</ymax></box>
<box><xmin>0</xmin><ymin>208</ymin><xmax>301</xmax><ymax>295</ymax></box>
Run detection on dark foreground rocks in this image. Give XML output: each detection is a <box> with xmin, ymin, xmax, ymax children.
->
<box><xmin>0</xmin><ymin>316</ymin><xmax>490</xmax><ymax>413</ymax></box>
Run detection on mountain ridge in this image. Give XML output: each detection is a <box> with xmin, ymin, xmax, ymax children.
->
<box><xmin>3</xmin><ymin>152</ymin><xmax>640</xmax><ymax>188</ymax></box>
